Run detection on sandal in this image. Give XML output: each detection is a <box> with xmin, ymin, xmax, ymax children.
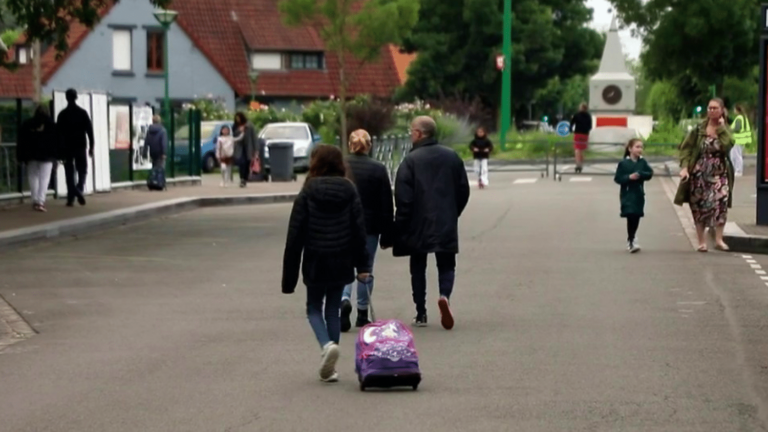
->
<box><xmin>697</xmin><ymin>245</ymin><xmax>708</xmax><ymax>253</ymax></box>
<box><xmin>715</xmin><ymin>243</ymin><xmax>730</xmax><ymax>252</ymax></box>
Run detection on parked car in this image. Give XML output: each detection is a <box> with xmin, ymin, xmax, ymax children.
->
<box><xmin>259</xmin><ymin>122</ymin><xmax>321</xmax><ymax>172</ymax></box>
<box><xmin>173</xmin><ymin>121</ymin><xmax>234</xmax><ymax>173</ymax></box>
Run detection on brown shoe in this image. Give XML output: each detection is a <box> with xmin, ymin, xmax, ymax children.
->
<box><xmin>438</xmin><ymin>297</ymin><xmax>454</xmax><ymax>330</ymax></box>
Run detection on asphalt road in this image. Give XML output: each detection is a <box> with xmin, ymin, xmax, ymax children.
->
<box><xmin>2</xmin><ymin>172</ymin><xmax>768</xmax><ymax>431</ymax></box>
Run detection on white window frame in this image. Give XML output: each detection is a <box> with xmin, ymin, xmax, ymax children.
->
<box><xmin>112</xmin><ymin>29</ymin><xmax>133</xmax><ymax>71</ymax></box>
<box><xmin>250</xmin><ymin>52</ymin><xmax>282</xmax><ymax>71</ymax></box>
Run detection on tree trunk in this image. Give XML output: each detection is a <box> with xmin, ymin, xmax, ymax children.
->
<box><xmin>32</xmin><ymin>39</ymin><xmax>41</xmax><ymax>103</ymax></box>
<box><xmin>338</xmin><ymin>49</ymin><xmax>348</xmax><ymax>154</ymax></box>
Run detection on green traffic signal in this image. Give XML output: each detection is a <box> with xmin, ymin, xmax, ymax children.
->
<box><xmin>695</xmin><ymin>106</ymin><xmax>702</xmax><ymax>113</ymax></box>
<box><xmin>542</xmin><ymin>116</ymin><xmax>549</xmax><ymax>122</ymax></box>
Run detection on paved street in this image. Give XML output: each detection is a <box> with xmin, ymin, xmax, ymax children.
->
<box><xmin>3</xmin><ymin>172</ymin><xmax>768</xmax><ymax>431</ymax></box>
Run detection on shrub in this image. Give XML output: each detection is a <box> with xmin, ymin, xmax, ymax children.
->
<box><xmin>346</xmin><ymin>96</ymin><xmax>395</xmax><ymax>137</ymax></box>
<box><xmin>247</xmin><ymin>106</ymin><xmax>300</xmax><ymax>130</ymax></box>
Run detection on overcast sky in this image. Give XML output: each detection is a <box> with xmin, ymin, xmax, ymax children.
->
<box><xmin>586</xmin><ymin>0</ymin><xmax>643</xmax><ymax>59</ymax></box>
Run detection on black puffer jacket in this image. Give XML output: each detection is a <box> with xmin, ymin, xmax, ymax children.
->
<box><xmin>282</xmin><ymin>177</ymin><xmax>371</xmax><ymax>293</ymax></box>
<box><xmin>346</xmin><ymin>154</ymin><xmax>394</xmax><ymax>247</ymax></box>
<box><xmin>393</xmin><ymin>138</ymin><xmax>470</xmax><ymax>257</ymax></box>
<box><xmin>17</xmin><ymin>112</ymin><xmax>59</xmax><ymax>163</ymax></box>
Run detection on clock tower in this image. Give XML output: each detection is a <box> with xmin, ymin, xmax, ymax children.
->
<box><xmin>589</xmin><ymin>17</ymin><xmax>635</xmax><ymax>115</ymax></box>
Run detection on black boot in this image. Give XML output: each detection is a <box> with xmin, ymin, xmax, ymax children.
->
<box><xmin>355</xmin><ymin>309</ymin><xmax>371</xmax><ymax>328</ymax></box>
<box><xmin>340</xmin><ymin>300</ymin><xmax>352</xmax><ymax>333</ymax></box>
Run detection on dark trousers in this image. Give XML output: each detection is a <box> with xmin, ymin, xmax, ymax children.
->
<box><xmin>64</xmin><ymin>151</ymin><xmax>87</xmax><ymax>203</ymax></box>
<box><xmin>410</xmin><ymin>252</ymin><xmax>456</xmax><ymax>315</ymax></box>
<box><xmin>626</xmin><ymin>215</ymin><xmax>641</xmax><ymax>242</ymax></box>
<box><xmin>238</xmin><ymin>157</ymin><xmax>250</xmax><ymax>184</ymax></box>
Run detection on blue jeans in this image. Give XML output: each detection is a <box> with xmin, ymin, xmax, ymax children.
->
<box><xmin>342</xmin><ymin>235</ymin><xmax>379</xmax><ymax>310</ymax></box>
<box><xmin>306</xmin><ymin>285</ymin><xmax>344</xmax><ymax>348</ymax></box>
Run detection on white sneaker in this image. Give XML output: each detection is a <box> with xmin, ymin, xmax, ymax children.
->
<box><xmin>319</xmin><ymin>342</ymin><xmax>339</xmax><ymax>380</ymax></box>
<box><xmin>630</xmin><ymin>241</ymin><xmax>641</xmax><ymax>253</ymax></box>
<box><xmin>320</xmin><ymin>371</ymin><xmax>339</xmax><ymax>383</ymax></box>
<box><xmin>219</xmin><ymin>181</ymin><xmax>225</xmax><ymax>187</ymax></box>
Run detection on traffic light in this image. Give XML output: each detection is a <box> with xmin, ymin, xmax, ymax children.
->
<box><xmin>695</xmin><ymin>106</ymin><xmax>702</xmax><ymax>114</ymax></box>
<box><xmin>542</xmin><ymin>115</ymin><xmax>549</xmax><ymax>122</ymax></box>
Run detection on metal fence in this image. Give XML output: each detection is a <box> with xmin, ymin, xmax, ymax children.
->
<box><xmin>552</xmin><ymin>141</ymin><xmax>678</xmax><ymax>181</ymax></box>
<box><xmin>334</xmin><ymin>134</ymin><xmax>411</xmax><ymax>183</ymax></box>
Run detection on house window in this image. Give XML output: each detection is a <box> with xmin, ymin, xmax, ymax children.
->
<box><xmin>112</xmin><ymin>29</ymin><xmax>132</xmax><ymax>71</ymax></box>
<box><xmin>250</xmin><ymin>52</ymin><xmax>282</xmax><ymax>70</ymax></box>
<box><xmin>16</xmin><ymin>46</ymin><xmax>29</xmax><ymax>64</ymax></box>
<box><xmin>289</xmin><ymin>53</ymin><xmax>323</xmax><ymax>70</ymax></box>
<box><xmin>147</xmin><ymin>31</ymin><xmax>164</xmax><ymax>72</ymax></box>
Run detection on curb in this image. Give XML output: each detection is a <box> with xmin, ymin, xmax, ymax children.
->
<box><xmin>0</xmin><ymin>192</ymin><xmax>298</xmax><ymax>253</ymax></box>
<box><xmin>724</xmin><ymin>223</ymin><xmax>768</xmax><ymax>255</ymax></box>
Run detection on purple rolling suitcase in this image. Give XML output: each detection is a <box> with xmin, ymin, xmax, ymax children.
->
<box><xmin>355</xmin><ymin>319</ymin><xmax>421</xmax><ymax>391</ymax></box>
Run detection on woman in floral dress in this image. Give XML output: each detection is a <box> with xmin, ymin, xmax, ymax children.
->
<box><xmin>674</xmin><ymin>98</ymin><xmax>734</xmax><ymax>252</ymax></box>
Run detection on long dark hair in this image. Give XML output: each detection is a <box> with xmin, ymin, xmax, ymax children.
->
<box><xmin>304</xmin><ymin>145</ymin><xmax>347</xmax><ymax>186</ymax></box>
<box><xmin>624</xmin><ymin>138</ymin><xmax>642</xmax><ymax>158</ymax></box>
<box><xmin>234</xmin><ymin>112</ymin><xmax>247</xmax><ymax>126</ymax></box>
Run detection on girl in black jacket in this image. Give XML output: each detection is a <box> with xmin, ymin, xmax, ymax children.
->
<box><xmin>469</xmin><ymin>127</ymin><xmax>493</xmax><ymax>188</ymax></box>
<box><xmin>282</xmin><ymin>145</ymin><xmax>370</xmax><ymax>383</ymax></box>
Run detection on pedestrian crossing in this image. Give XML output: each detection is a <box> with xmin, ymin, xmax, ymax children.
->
<box><xmin>503</xmin><ymin>177</ymin><xmax>593</xmax><ymax>185</ymax></box>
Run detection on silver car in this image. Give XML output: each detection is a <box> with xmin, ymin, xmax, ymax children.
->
<box><xmin>259</xmin><ymin>122</ymin><xmax>321</xmax><ymax>172</ymax></box>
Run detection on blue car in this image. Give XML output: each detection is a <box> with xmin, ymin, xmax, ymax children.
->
<box><xmin>173</xmin><ymin>121</ymin><xmax>233</xmax><ymax>173</ymax></box>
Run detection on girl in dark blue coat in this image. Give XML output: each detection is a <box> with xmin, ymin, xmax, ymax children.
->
<box><xmin>614</xmin><ymin>139</ymin><xmax>653</xmax><ymax>253</ymax></box>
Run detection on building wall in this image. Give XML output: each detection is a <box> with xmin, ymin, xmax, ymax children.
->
<box><xmin>44</xmin><ymin>0</ymin><xmax>235</xmax><ymax>111</ymax></box>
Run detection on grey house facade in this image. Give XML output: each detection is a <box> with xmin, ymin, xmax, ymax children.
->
<box><xmin>42</xmin><ymin>0</ymin><xmax>236</xmax><ymax>110</ymax></box>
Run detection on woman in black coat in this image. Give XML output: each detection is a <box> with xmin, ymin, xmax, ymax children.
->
<box><xmin>282</xmin><ymin>144</ymin><xmax>370</xmax><ymax>383</ymax></box>
<box><xmin>340</xmin><ymin>129</ymin><xmax>394</xmax><ymax>332</ymax></box>
<box><xmin>17</xmin><ymin>104</ymin><xmax>58</xmax><ymax>212</ymax></box>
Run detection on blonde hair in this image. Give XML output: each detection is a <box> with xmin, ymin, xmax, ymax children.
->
<box><xmin>348</xmin><ymin>129</ymin><xmax>372</xmax><ymax>154</ymax></box>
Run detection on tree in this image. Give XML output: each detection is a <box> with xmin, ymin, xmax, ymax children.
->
<box><xmin>1</xmin><ymin>0</ymin><xmax>170</xmax><ymax>66</ymax></box>
<box><xmin>609</xmin><ymin>0</ymin><xmax>759</xmax><ymax>96</ymax></box>
<box><xmin>399</xmin><ymin>0</ymin><xmax>603</xmax><ymax>126</ymax></box>
<box><xmin>279</xmin><ymin>0</ymin><xmax>419</xmax><ymax>150</ymax></box>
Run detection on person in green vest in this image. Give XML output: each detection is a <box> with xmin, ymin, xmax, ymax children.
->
<box><xmin>730</xmin><ymin>104</ymin><xmax>751</xmax><ymax>177</ymax></box>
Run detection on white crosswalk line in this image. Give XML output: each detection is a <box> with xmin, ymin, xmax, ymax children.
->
<box><xmin>569</xmin><ymin>177</ymin><xmax>593</xmax><ymax>182</ymax></box>
<box><xmin>513</xmin><ymin>178</ymin><xmax>538</xmax><ymax>184</ymax></box>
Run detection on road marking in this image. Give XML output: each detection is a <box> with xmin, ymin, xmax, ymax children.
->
<box><xmin>761</xmin><ymin>276</ymin><xmax>768</xmax><ymax>281</ymax></box>
<box><xmin>513</xmin><ymin>178</ymin><xmax>538</xmax><ymax>184</ymax></box>
<box><xmin>679</xmin><ymin>309</ymin><xmax>694</xmax><ymax>313</ymax></box>
<box><xmin>756</xmin><ymin>270</ymin><xmax>767</xmax><ymax>275</ymax></box>
<box><xmin>751</xmin><ymin>264</ymin><xmax>762</xmax><ymax>269</ymax></box>
<box><xmin>677</xmin><ymin>301</ymin><xmax>707</xmax><ymax>305</ymax></box>
<box><xmin>569</xmin><ymin>177</ymin><xmax>592</xmax><ymax>182</ymax></box>
<box><xmin>742</xmin><ymin>255</ymin><xmax>753</xmax><ymax>259</ymax></box>
<box><xmin>747</xmin><ymin>259</ymin><xmax>758</xmax><ymax>264</ymax></box>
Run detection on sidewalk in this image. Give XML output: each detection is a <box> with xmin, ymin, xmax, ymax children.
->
<box><xmin>0</xmin><ymin>175</ymin><xmax>302</xmax><ymax>233</ymax></box>
<box><xmin>0</xmin><ymin>175</ymin><xmax>302</xmax><ymax>250</ymax></box>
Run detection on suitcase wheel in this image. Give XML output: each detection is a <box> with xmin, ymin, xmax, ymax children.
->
<box><xmin>359</xmin><ymin>382</ymin><xmax>366</xmax><ymax>392</ymax></box>
<box><xmin>412</xmin><ymin>384</ymin><xmax>418</xmax><ymax>391</ymax></box>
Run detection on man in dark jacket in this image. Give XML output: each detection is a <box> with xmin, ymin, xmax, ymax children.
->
<box><xmin>144</xmin><ymin>115</ymin><xmax>168</xmax><ymax>169</ymax></box>
<box><xmin>57</xmin><ymin>88</ymin><xmax>94</xmax><ymax>206</ymax></box>
<box><xmin>233</xmin><ymin>112</ymin><xmax>258</xmax><ymax>188</ymax></box>
<box><xmin>394</xmin><ymin>116</ymin><xmax>470</xmax><ymax>330</ymax></box>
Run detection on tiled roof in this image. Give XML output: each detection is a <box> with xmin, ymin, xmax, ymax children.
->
<box><xmin>1</xmin><ymin>0</ymin><xmax>402</xmax><ymax>100</ymax></box>
<box><xmin>174</xmin><ymin>0</ymin><xmax>402</xmax><ymax>98</ymax></box>
<box><xmin>0</xmin><ymin>5</ymin><xmax>113</xmax><ymax>99</ymax></box>
<box><xmin>389</xmin><ymin>45</ymin><xmax>416</xmax><ymax>85</ymax></box>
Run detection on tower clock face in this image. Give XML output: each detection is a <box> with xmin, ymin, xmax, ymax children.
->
<box><xmin>602</xmin><ymin>85</ymin><xmax>623</xmax><ymax>105</ymax></box>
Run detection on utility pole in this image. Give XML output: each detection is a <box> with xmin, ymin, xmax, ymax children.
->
<box><xmin>499</xmin><ymin>0</ymin><xmax>512</xmax><ymax>151</ymax></box>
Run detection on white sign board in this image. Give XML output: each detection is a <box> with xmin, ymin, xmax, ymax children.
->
<box><xmin>132</xmin><ymin>106</ymin><xmax>153</xmax><ymax>171</ymax></box>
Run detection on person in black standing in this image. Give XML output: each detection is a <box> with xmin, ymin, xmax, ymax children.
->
<box><xmin>570</xmin><ymin>102</ymin><xmax>592</xmax><ymax>174</ymax></box>
<box><xmin>394</xmin><ymin>116</ymin><xmax>470</xmax><ymax>330</ymax></box>
<box><xmin>233</xmin><ymin>112</ymin><xmax>257</xmax><ymax>188</ymax></box>
<box><xmin>57</xmin><ymin>88</ymin><xmax>94</xmax><ymax>206</ymax></box>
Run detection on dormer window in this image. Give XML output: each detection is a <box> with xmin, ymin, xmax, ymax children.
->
<box><xmin>250</xmin><ymin>52</ymin><xmax>282</xmax><ymax>71</ymax></box>
<box><xmin>16</xmin><ymin>46</ymin><xmax>32</xmax><ymax>64</ymax></box>
<box><xmin>289</xmin><ymin>52</ymin><xmax>324</xmax><ymax>70</ymax></box>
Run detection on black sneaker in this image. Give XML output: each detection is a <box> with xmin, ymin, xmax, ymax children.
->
<box><xmin>355</xmin><ymin>309</ymin><xmax>370</xmax><ymax>328</ymax></box>
<box><xmin>77</xmin><ymin>194</ymin><xmax>86</xmax><ymax>206</ymax></box>
<box><xmin>412</xmin><ymin>313</ymin><xmax>428</xmax><ymax>327</ymax></box>
<box><xmin>340</xmin><ymin>299</ymin><xmax>352</xmax><ymax>333</ymax></box>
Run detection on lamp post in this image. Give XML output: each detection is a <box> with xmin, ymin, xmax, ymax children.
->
<box><xmin>248</xmin><ymin>71</ymin><xmax>259</xmax><ymax>107</ymax></box>
<box><xmin>500</xmin><ymin>0</ymin><xmax>512</xmax><ymax>151</ymax></box>
<box><xmin>153</xmin><ymin>9</ymin><xmax>178</xmax><ymax>128</ymax></box>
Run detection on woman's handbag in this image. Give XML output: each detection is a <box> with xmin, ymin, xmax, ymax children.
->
<box><xmin>250</xmin><ymin>156</ymin><xmax>261</xmax><ymax>174</ymax></box>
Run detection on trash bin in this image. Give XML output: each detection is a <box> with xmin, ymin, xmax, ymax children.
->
<box><xmin>268</xmin><ymin>141</ymin><xmax>295</xmax><ymax>182</ymax></box>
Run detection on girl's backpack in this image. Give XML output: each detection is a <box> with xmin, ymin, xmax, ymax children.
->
<box><xmin>355</xmin><ymin>319</ymin><xmax>421</xmax><ymax>391</ymax></box>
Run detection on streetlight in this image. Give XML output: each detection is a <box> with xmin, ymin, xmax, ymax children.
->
<box><xmin>153</xmin><ymin>9</ymin><xmax>178</xmax><ymax>128</ymax></box>
<box><xmin>500</xmin><ymin>0</ymin><xmax>512</xmax><ymax>151</ymax></box>
<box><xmin>248</xmin><ymin>70</ymin><xmax>259</xmax><ymax>105</ymax></box>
